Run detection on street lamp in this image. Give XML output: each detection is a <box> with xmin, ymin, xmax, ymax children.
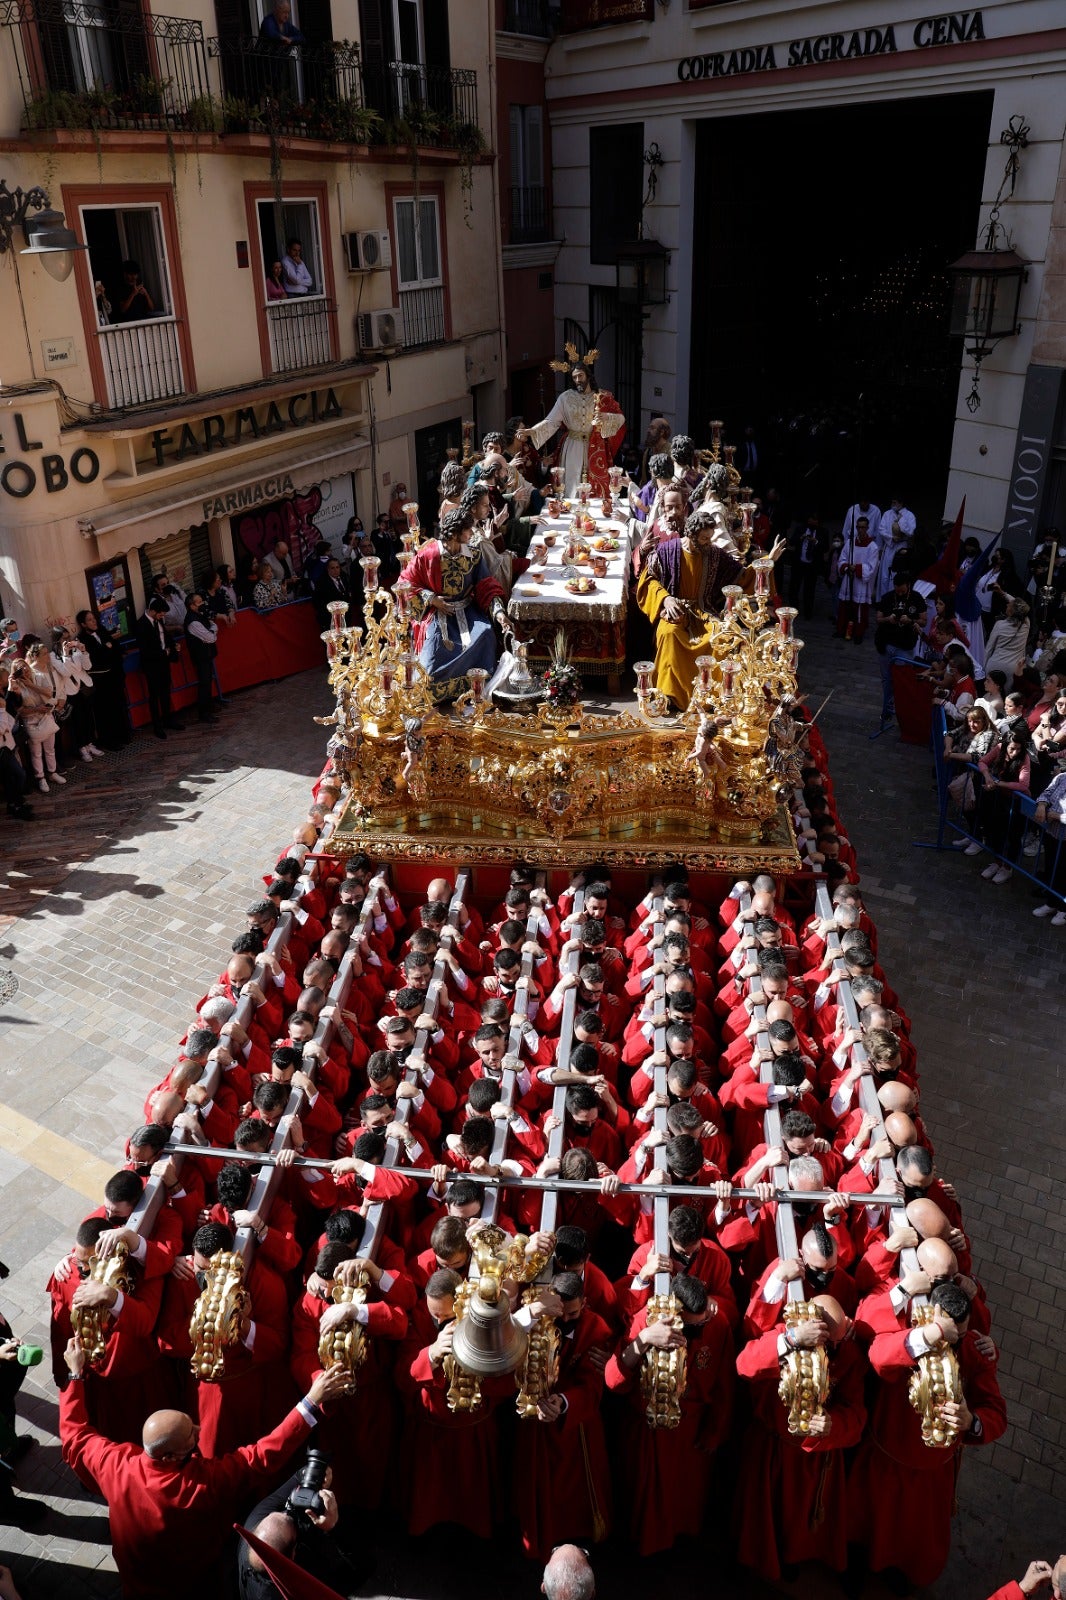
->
<box><xmin>946</xmin><ymin>114</ymin><xmax>1030</xmax><ymax>413</ymax></box>
<box><xmin>0</xmin><ymin>180</ymin><xmax>88</xmax><ymax>282</ymax></box>
<box><xmin>616</xmin><ymin>238</ymin><xmax>670</xmax><ymax>309</ymax></box>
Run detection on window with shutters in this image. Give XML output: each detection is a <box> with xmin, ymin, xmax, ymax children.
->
<box><xmin>392</xmin><ymin>192</ymin><xmax>447</xmax><ymax>349</ymax></box>
<box><xmin>508</xmin><ymin>104</ymin><xmax>547</xmax><ymax>245</ymax></box>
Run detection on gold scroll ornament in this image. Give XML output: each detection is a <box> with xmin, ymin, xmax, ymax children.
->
<box><xmin>71</xmin><ymin>1241</ymin><xmax>134</xmax><ymax>1368</ymax></box>
<box><xmin>778</xmin><ymin>1300</ymin><xmax>830</xmax><ymax>1437</ymax></box>
<box><xmin>641</xmin><ymin>1293</ymin><xmax>687</xmax><ymax>1429</ymax></box>
<box><xmin>189</xmin><ymin>1250</ymin><xmax>251</xmax><ymax>1381</ymax></box>
<box><xmin>317</xmin><ymin>1271</ymin><xmax>370</xmax><ymax>1395</ymax></box>
<box><xmin>908</xmin><ymin>1302</ymin><xmax>963</xmax><ymax>1448</ymax></box>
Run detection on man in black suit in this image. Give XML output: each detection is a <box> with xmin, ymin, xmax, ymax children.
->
<box><xmin>135</xmin><ymin>596</ymin><xmax>183</xmax><ymax>739</ymax></box>
<box><xmin>312</xmin><ymin>557</ymin><xmax>351</xmax><ymax>632</ymax></box>
<box><xmin>75</xmin><ymin>608</ymin><xmax>130</xmax><ymax>748</ymax></box>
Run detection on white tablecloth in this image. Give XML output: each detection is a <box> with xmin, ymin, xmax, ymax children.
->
<box><xmin>508</xmin><ymin>502</ymin><xmax>631</xmax><ymax>625</ymax></box>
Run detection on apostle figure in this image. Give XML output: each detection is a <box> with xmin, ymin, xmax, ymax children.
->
<box><xmin>637</xmin><ymin>508</ymin><xmax>781</xmax><ymax>712</ymax></box>
<box><xmin>519</xmin><ymin>347</ymin><xmax>625</xmax><ymax>497</ymax></box>
<box><xmin>398</xmin><ymin>507</ymin><xmax>508</xmax><ymax>703</ymax></box>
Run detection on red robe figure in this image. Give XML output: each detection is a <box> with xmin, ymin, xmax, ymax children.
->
<box><xmin>605</xmin><ymin>1276</ymin><xmax>733</xmax><ymax>1555</ymax></box>
<box><xmin>735</xmin><ymin>1295</ymin><xmax>867</xmax><ymax>1581</ymax></box>
<box><xmin>513</xmin><ymin>1272</ymin><xmax>613</xmax><ymax>1561</ymax></box>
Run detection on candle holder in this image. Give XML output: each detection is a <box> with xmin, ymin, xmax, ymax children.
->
<box><xmin>398</xmin><ymin>651</ymin><xmax>416</xmax><ymax>691</ymax></box>
<box><xmin>721</xmin><ymin>660</ymin><xmax>736</xmax><ymax>699</ymax></box>
<box><xmin>634</xmin><ymin>660</ymin><xmax>655</xmax><ymax>697</ymax></box>
<box><xmin>378</xmin><ymin>661</ymin><xmax>394</xmax><ymax>698</ymax></box>
<box><xmin>695</xmin><ymin>655</ymin><xmax>714</xmax><ymax>696</ymax></box>
<box><xmin>752</xmin><ymin>558</ymin><xmax>773</xmax><ymax>599</ymax></box>
<box><xmin>393</xmin><ymin>585</ymin><xmax>410</xmax><ymax>624</ymax></box>
<box><xmin>576</xmin><ymin>481</ymin><xmax>592</xmax><ymax>507</ymax></box>
<box><xmin>397</xmin><ymin>551</ymin><xmax>413</xmax><ymax>575</ymax></box>
<box><xmin>721</xmin><ymin>585</ymin><xmax>743</xmax><ymax>615</ymax></box>
<box><xmin>360</xmin><ymin>556</ymin><xmax>380</xmax><ymax>594</ymax></box>
<box><xmin>710</xmin><ymin>421</ymin><xmax>723</xmax><ymax>458</ymax></box>
<box><xmin>739</xmin><ymin>502</ymin><xmax>757</xmax><ymax>537</ymax></box>
<box><xmin>327</xmin><ymin>599</ymin><xmax>349</xmax><ymax>632</ymax></box>
<box><xmin>402</xmin><ymin>501</ymin><xmax>420</xmax><ymax>534</ymax></box>
<box><xmin>608</xmin><ymin>465</ymin><xmax>623</xmax><ymax>491</ymax></box>
<box><xmin>634</xmin><ymin>659</ymin><xmax>671</xmax><ymax>722</ymax></box>
<box><xmin>468</xmin><ymin>667</ymin><xmax>488</xmax><ymax>703</ymax></box>
<box><xmin>777</xmin><ymin>606</ymin><xmax>798</xmax><ymax>639</ymax></box>
<box><xmin>462</xmin><ymin>420</ymin><xmax>475</xmax><ymax>467</ymax></box>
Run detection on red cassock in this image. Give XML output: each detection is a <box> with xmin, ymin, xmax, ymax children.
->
<box><xmin>156</xmin><ymin>1259</ymin><xmax>294</xmax><ymax>1456</ymax></box>
<box><xmin>86</xmin><ymin>1204</ymin><xmax>184</xmax><ymax>1281</ymax></box>
<box><xmin>604</xmin><ymin>1310</ymin><xmax>733</xmax><ymax>1554</ymax></box>
<box><xmin>48</xmin><ymin>1269</ymin><xmax>174</xmax><ymax>1447</ymax></box>
<box><xmin>847</xmin><ymin>1326</ymin><xmax>1006</xmax><ymax>1587</ymax></box>
<box><xmin>735</xmin><ymin>1329</ymin><xmax>868</xmax><ymax>1579</ymax></box>
<box><xmin>512</xmin><ymin>1307</ymin><xmax>613</xmax><ymax>1561</ymax></box>
<box><xmin>395</xmin><ymin>1303</ymin><xmax>513</xmax><ymax>1539</ymax></box>
<box><xmin>743</xmin><ymin>1259</ymin><xmax>856</xmax><ymax>1337</ymax></box>
<box><xmin>290</xmin><ymin>1288</ymin><xmax>408</xmax><ymax>1506</ymax></box>
<box><xmin>59</xmin><ymin>1379</ymin><xmax>314</xmax><ymax>1600</ymax></box>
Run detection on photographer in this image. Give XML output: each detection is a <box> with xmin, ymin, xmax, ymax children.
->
<box><xmin>0</xmin><ymin>1291</ymin><xmax>46</xmax><ymax>1528</ymax></box>
<box><xmin>115</xmin><ymin>259</ymin><xmax>156</xmax><ymax>323</ymax></box>
<box><xmin>873</xmin><ymin>572</ymin><xmax>927</xmax><ymax>727</ymax></box>
<box><xmin>238</xmin><ymin>1458</ymin><xmax>362</xmax><ymax>1600</ymax></box>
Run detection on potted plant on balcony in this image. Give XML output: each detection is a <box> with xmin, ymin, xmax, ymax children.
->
<box><xmin>442</xmin><ymin>114</ymin><xmax>486</xmax><ymax>222</ymax></box>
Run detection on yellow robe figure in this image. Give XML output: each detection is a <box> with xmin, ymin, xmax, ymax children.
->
<box><xmin>637</xmin><ymin>535</ymin><xmax>759</xmax><ymax>711</ymax></box>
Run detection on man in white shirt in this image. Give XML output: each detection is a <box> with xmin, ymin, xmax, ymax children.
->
<box><xmin>281</xmin><ymin>238</ymin><xmax>313</xmax><ymax>297</ymax></box>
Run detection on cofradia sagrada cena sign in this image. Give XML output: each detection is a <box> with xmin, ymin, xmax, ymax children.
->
<box><xmin>677</xmin><ymin>9</ymin><xmax>985</xmax><ymax>80</ymax></box>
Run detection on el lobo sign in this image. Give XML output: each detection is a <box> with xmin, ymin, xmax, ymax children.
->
<box><xmin>136</xmin><ymin>386</ymin><xmax>345</xmax><ymax>475</ymax></box>
<box><xmin>677</xmin><ymin>9</ymin><xmax>984</xmax><ymax>81</ymax></box>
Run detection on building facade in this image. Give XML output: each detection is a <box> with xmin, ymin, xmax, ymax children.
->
<box><xmin>0</xmin><ymin>0</ymin><xmax>503</xmax><ymax>632</ymax></box>
<box><xmin>545</xmin><ymin>0</ymin><xmax>1066</xmax><ymax>554</ymax></box>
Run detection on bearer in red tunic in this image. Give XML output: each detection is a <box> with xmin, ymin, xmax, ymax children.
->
<box><xmin>290</xmin><ymin>1241</ymin><xmax>408</xmax><ymax>1506</ymax></box>
<box><xmin>734</xmin><ymin>1294</ymin><xmax>867</xmax><ymax>1581</ymax></box>
<box><xmin>513</xmin><ymin>1270</ymin><xmax>612</xmax><ymax>1561</ymax></box>
<box><xmin>605</xmin><ymin>1274</ymin><xmax>733</xmax><ymax>1554</ymax></box>
<box><xmin>396</xmin><ymin>1268</ymin><xmax>513</xmax><ymax>1539</ymax></box>
<box><xmin>848</xmin><ymin>1280</ymin><xmax>1006</xmax><ymax>1590</ymax></box>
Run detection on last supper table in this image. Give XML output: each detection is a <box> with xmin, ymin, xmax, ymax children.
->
<box><xmin>506</xmin><ymin>498</ymin><xmax>632</xmax><ymax>692</ymax></box>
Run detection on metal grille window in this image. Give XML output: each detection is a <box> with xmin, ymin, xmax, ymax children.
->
<box><xmin>393</xmin><ymin>194</ymin><xmax>445</xmax><ymax>348</ymax></box>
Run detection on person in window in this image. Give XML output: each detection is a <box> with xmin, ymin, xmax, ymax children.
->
<box><xmin>281</xmin><ymin>238</ymin><xmax>313</xmax><ymax>297</ymax></box>
<box><xmin>258</xmin><ymin>0</ymin><xmax>303</xmax><ymax>48</ymax></box>
<box><xmin>253</xmin><ymin>561</ymin><xmax>289</xmax><ymax>613</ymax></box>
<box><xmin>265</xmin><ymin>260</ymin><xmax>287</xmax><ymax>302</ymax></box>
<box><xmin>94</xmin><ymin>279</ymin><xmax>112</xmax><ymax>326</ymax></box>
<box><xmin>115</xmin><ymin>260</ymin><xmax>156</xmax><ymax>324</ymax></box>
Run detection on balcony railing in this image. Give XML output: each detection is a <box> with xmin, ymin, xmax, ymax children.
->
<box><xmin>266</xmin><ymin>296</ymin><xmax>336</xmax><ymax>373</ymax></box>
<box><xmin>207</xmin><ymin>35</ymin><xmax>367</xmax><ymax>139</ymax></box>
<box><xmin>98</xmin><ymin>317</ymin><xmax>184</xmax><ymax>408</ymax></box>
<box><xmin>503</xmin><ymin>0</ymin><xmax>553</xmax><ymax>35</ymax></box>
<box><xmin>1</xmin><ymin>0</ymin><xmax>211</xmax><ymax>131</ymax></box>
<box><xmin>399</xmin><ymin>286</ymin><xmax>446</xmax><ymax>350</ymax></box>
<box><xmin>362</xmin><ymin>60</ymin><xmax>477</xmax><ymax>130</ymax></box>
<box><xmin>508</xmin><ymin>184</ymin><xmax>550</xmax><ymax>245</ymax></box>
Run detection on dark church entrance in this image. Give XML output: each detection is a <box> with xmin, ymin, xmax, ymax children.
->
<box><xmin>689</xmin><ymin>90</ymin><xmax>993</xmax><ymax>523</ymax></box>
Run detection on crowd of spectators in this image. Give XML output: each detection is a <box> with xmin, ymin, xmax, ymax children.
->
<box><xmin>0</xmin><ymin>705</ymin><xmax>1022</xmax><ymax>1600</ymax></box>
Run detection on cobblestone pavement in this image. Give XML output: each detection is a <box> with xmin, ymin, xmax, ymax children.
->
<box><xmin>0</xmin><ymin>615</ymin><xmax>1060</xmax><ymax>1600</ymax></box>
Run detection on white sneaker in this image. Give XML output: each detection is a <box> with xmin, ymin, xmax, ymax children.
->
<box><xmin>37</xmin><ymin>778</ymin><xmax>49</xmax><ymax>793</ymax></box>
<box><xmin>963</xmin><ymin>842</ymin><xmax>983</xmax><ymax>856</ymax></box>
<box><xmin>80</xmin><ymin>748</ymin><xmax>93</xmax><ymax>763</ymax></box>
<box><xmin>88</xmin><ymin>744</ymin><xmax>104</xmax><ymax>757</ymax></box>
<box><xmin>1033</xmin><ymin>904</ymin><xmax>1056</xmax><ymax>918</ymax></box>
<box><xmin>981</xmin><ymin>863</ymin><xmax>999</xmax><ymax>879</ymax></box>
<box><xmin>1052</xmin><ymin>912</ymin><xmax>1066</xmax><ymax>926</ymax></box>
<box><xmin>49</xmin><ymin>772</ymin><xmax>66</xmax><ymax>785</ymax></box>
<box><xmin>993</xmin><ymin>867</ymin><xmax>1012</xmax><ymax>885</ymax></box>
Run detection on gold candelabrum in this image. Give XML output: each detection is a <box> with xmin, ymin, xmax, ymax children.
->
<box><xmin>71</xmin><ymin>1242</ymin><xmax>134</xmax><ymax>1367</ymax></box>
<box><xmin>317</xmin><ymin>539</ymin><xmax>803</xmax><ymax>866</ymax></box>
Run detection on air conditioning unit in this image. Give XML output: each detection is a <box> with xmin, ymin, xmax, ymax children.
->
<box><xmin>344</xmin><ymin>230</ymin><xmax>392</xmax><ymax>272</ymax></box>
<box><xmin>357</xmin><ymin>307</ymin><xmax>403</xmax><ymax>353</ymax></box>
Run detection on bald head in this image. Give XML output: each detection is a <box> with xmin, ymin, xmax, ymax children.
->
<box><xmin>917</xmin><ymin>1238</ymin><xmax>958</xmax><ymax>1281</ymax></box>
<box><xmin>765</xmin><ymin>999</ymin><xmax>794</xmax><ymax>1026</ymax></box>
<box><xmin>149</xmin><ymin>1089</ymin><xmax>183</xmax><ymax>1127</ymax></box>
<box><xmin>1054</xmin><ymin>1557</ymin><xmax>1066</xmax><ymax>1598</ymax></box>
<box><xmin>811</xmin><ymin>1294</ymin><xmax>850</xmax><ymax>1344</ymax></box>
<box><xmin>142</xmin><ymin>1409</ymin><xmax>196</xmax><ymax>1460</ymax></box>
<box><xmin>878</xmin><ymin>1081</ymin><xmax>916</xmax><ymax>1115</ymax></box>
<box><xmin>542</xmin><ymin>1544</ymin><xmax>595</xmax><ymax>1600</ymax></box>
<box><xmin>170</xmin><ymin>1059</ymin><xmax>203</xmax><ymax>1095</ymax></box>
<box><xmin>249</xmin><ymin>1512</ymin><xmax>298</xmax><ymax>1571</ymax></box>
<box><xmin>884</xmin><ymin>1111</ymin><xmax>917</xmax><ymax>1150</ymax></box>
<box><xmin>906</xmin><ymin>1197</ymin><xmax>950</xmax><ymax>1240</ymax></box>
<box><xmin>801</xmin><ymin>1228</ymin><xmax>837</xmax><ymax>1271</ymax></box>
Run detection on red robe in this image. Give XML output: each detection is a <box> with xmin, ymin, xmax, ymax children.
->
<box><xmin>48</xmin><ymin>1269</ymin><xmax>173</xmax><ymax>1446</ymax></box>
<box><xmin>59</xmin><ymin>1379</ymin><xmax>314</xmax><ymax>1600</ymax></box>
<box><xmin>605</xmin><ymin>1309</ymin><xmax>733</xmax><ymax>1554</ymax></box>
<box><xmin>847</xmin><ymin>1327</ymin><xmax>1007</xmax><ymax>1586</ymax></box>
<box><xmin>396</xmin><ymin>1302</ymin><xmax>513</xmax><ymax>1538</ymax></box>
<box><xmin>735</xmin><ymin>1330</ymin><xmax>868</xmax><ymax>1579</ymax></box>
<box><xmin>513</xmin><ymin>1307</ymin><xmax>613</xmax><ymax>1560</ymax></box>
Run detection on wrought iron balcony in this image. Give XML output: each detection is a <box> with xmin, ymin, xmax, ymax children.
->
<box><xmin>0</xmin><ymin>0</ymin><xmax>211</xmax><ymax>132</ymax></box>
<box><xmin>265</xmin><ymin>295</ymin><xmax>337</xmax><ymax>373</ymax></box>
<box><xmin>207</xmin><ymin>35</ymin><xmax>366</xmax><ymax>138</ymax></box>
<box><xmin>508</xmin><ymin>184</ymin><xmax>550</xmax><ymax>245</ymax></box>
<box><xmin>361</xmin><ymin>60</ymin><xmax>477</xmax><ymax>132</ymax></box>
